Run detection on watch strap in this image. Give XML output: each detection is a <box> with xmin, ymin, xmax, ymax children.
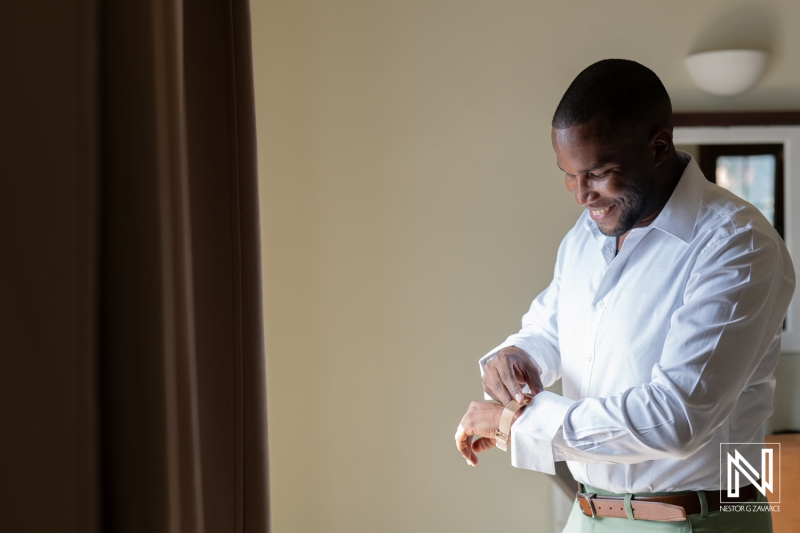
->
<box><xmin>495</xmin><ymin>400</ymin><xmax>524</xmax><ymax>451</ymax></box>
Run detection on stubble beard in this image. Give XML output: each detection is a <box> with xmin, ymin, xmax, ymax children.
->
<box><xmin>598</xmin><ymin>179</ymin><xmax>655</xmax><ymax>238</ymax></box>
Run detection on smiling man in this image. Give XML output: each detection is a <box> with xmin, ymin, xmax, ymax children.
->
<box><xmin>455</xmin><ymin>59</ymin><xmax>795</xmax><ymax>532</ymax></box>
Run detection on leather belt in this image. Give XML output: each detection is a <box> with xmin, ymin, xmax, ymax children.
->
<box><xmin>577</xmin><ymin>484</ymin><xmax>758</xmax><ymax>522</ymax></box>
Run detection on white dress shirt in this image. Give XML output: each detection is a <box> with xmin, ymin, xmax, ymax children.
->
<box><xmin>480</xmin><ymin>155</ymin><xmax>795</xmax><ymax>493</ymax></box>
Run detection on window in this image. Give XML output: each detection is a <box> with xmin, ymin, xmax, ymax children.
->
<box><xmin>698</xmin><ymin>144</ymin><xmax>784</xmax><ymax>238</ymax></box>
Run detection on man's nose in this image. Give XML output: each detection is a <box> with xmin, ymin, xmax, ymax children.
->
<box><xmin>569</xmin><ymin>175</ymin><xmax>596</xmax><ymax>206</ymax></box>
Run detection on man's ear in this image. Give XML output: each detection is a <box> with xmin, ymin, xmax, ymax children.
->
<box><xmin>651</xmin><ymin>128</ymin><xmax>673</xmax><ymax>166</ymax></box>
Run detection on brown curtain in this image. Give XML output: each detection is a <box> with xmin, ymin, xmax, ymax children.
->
<box><xmin>1</xmin><ymin>1</ymin><xmax>269</xmax><ymax>532</ymax></box>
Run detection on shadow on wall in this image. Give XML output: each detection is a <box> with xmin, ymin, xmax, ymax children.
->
<box><xmin>689</xmin><ymin>4</ymin><xmax>778</xmax><ymax>55</ymax></box>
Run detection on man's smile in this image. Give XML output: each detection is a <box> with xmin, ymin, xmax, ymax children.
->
<box><xmin>589</xmin><ymin>204</ymin><xmax>616</xmax><ymax>221</ymax></box>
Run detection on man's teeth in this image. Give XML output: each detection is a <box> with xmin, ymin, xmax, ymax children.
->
<box><xmin>591</xmin><ymin>207</ymin><xmax>610</xmax><ymax>215</ymax></box>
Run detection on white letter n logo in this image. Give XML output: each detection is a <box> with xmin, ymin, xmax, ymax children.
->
<box><xmin>726</xmin><ymin>448</ymin><xmax>773</xmax><ymax>497</ymax></box>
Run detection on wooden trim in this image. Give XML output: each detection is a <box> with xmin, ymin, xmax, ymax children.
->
<box><xmin>673</xmin><ymin>111</ymin><xmax>800</xmax><ymax>128</ymax></box>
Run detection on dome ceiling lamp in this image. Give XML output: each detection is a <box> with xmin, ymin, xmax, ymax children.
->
<box><xmin>685</xmin><ymin>49</ymin><xmax>769</xmax><ymax>97</ymax></box>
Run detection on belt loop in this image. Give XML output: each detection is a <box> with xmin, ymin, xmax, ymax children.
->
<box><xmin>696</xmin><ymin>490</ymin><xmax>709</xmax><ymax>518</ymax></box>
<box><xmin>624</xmin><ymin>493</ymin><xmax>635</xmax><ymax>520</ymax></box>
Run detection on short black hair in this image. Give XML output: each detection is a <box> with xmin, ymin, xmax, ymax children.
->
<box><xmin>552</xmin><ymin>59</ymin><xmax>672</xmax><ymax>131</ymax></box>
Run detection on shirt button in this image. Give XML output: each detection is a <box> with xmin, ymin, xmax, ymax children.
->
<box><xmin>597</xmin><ymin>301</ymin><xmax>604</xmax><ymax>308</ymax></box>
<box><xmin>585</xmin><ymin>355</ymin><xmax>593</xmax><ymax>362</ymax></box>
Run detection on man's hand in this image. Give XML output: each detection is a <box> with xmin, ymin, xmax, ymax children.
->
<box><xmin>482</xmin><ymin>346</ymin><xmax>543</xmax><ymax>404</ymax></box>
<box><xmin>455</xmin><ymin>397</ymin><xmax>531</xmax><ymax>466</ymax></box>
<box><xmin>455</xmin><ymin>400</ymin><xmax>504</xmax><ymax>466</ymax></box>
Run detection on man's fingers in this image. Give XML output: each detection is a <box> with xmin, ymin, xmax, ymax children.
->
<box><xmin>472</xmin><ymin>436</ymin><xmax>496</xmax><ymax>454</ymax></box>
<box><xmin>500</xmin><ymin>368</ymin><xmax>524</xmax><ymax>403</ymax></box>
<box><xmin>481</xmin><ymin>367</ymin><xmax>501</xmax><ymax>402</ymax></box>
<box><xmin>454</xmin><ymin>424</ymin><xmax>477</xmax><ymax>466</ymax></box>
<box><xmin>483</xmin><ymin>367</ymin><xmax>515</xmax><ymax>404</ymax></box>
<box><xmin>528</xmin><ymin>372</ymin><xmax>544</xmax><ymax>395</ymax></box>
<box><xmin>456</xmin><ymin>401</ymin><xmax>506</xmax><ymax>466</ymax></box>
<box><xmin>483</xmin><ymin>349</ymin><xmax>542</xmax><ymax>404</ymax></box>
<box><xmin>513</xmin><ymin>366</ymin><xmax>543</xmax><ymax>398</ymax></box>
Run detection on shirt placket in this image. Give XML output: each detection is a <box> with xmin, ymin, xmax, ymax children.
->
<box><xmin>580</xmin><ymin>293</ymin><xmax>607</xmax><ymax>398</ymax></box>
<box><xmin>579</xmin><ymin>229</ymin><xmax>649</xmax><ymax>398</ymax></box>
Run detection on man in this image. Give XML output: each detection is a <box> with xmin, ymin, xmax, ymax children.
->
<box><xmin>454</xmin><ymin>59</ymin><xmax>795</xmax><ymax>532</ymax></box>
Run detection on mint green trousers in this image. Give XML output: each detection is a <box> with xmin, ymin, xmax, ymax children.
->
<box><xmin>562</xmin><ymin>487</ymin><xmax>772</xmax><ymax>532</ymax></box>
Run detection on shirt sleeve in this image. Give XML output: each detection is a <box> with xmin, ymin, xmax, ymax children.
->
<box><xmin>509</xmin><ymin>227</ymin><xmax>795</xmax><ymax>472</ymax></box>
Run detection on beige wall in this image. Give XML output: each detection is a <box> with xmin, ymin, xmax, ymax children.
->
<box><xmin>251</xmin><ymin>1</ymin><xmax>800</xmax><ymax>531</ymax></box>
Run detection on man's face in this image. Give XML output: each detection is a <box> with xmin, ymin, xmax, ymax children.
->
<box><xmin>552</xmin><ymin>119</ymin><xmax>658</xmax><ymax>238</ymax></box>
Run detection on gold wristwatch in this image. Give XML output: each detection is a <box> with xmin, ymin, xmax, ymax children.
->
<box><xmin>495</xmin><ymin>400</ymin><xmax>525</xmax><ymax>451</ymax></box>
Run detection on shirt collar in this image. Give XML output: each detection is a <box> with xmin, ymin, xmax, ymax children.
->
<box><xmin>650</xmin><ymin>153</ymin><xmax>707</xmax><ymax>243</ymax></box>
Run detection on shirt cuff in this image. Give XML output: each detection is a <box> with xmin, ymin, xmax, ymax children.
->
<box><xmin>509</xmin><ymin>391</ymin><xmax>575</xmax><ymax>474</ymax></box>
